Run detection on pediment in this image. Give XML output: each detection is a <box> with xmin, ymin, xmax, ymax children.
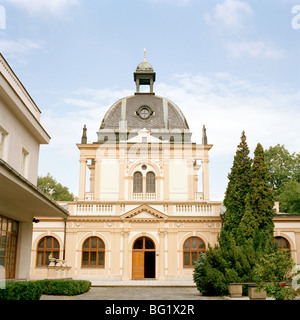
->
<box><xmin>120</xmin><ymin>205</ymin><xmax>168</xmax><ymax>220</ymax></box>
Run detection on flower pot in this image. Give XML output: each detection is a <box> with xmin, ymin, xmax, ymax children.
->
<box><xmin>228</xmin><ymin>283</ymin><xmax>243</xmax><ymax>298</ymax></box>
<box><xmin>248</xmin><ymin>285</ymin><xmax>267</xmax><ymax>300</ymax></box>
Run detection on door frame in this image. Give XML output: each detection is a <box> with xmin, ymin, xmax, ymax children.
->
<box><xmin>131</xmin><ymin>236</ymin><xmax>156</xmax><ymax>279</ymax></box>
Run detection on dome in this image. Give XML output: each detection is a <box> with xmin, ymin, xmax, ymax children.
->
<box><xmin>99</xmin><ymin>95</ymin><xmax>190</xmax><ymax>131</ymax></box>
<box><xmin>95</xmin><ymin>58</ymin><xmax>192</xmax><ymax>143</ymax></box>
<box><xmin>136</xmin><ymin>61</ymin><xmax>154</xmax><ymax>72</ymax></box>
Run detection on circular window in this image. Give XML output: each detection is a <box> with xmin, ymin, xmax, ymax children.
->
<box><xmin>141</xmin><ymin>165</ymin><xmax>147</xmax><ymax>170</ymax></box>
<box><xmin>138</xmin><ymin>106</ymin><xmax>152</xmax><ymax>120</ymax></box>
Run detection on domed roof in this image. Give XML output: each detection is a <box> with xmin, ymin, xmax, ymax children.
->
<box><xmin>136</xmin><ymin>61</ymin><xmax>154</xmax><ymax>73</ymax></box>
<box><xmin>99</xmin><ymin>94</ymin><xmax>190</xmax><ymax>131</ymax></box>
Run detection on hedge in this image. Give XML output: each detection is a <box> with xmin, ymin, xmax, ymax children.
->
<box><xmin>0</xmin><ymin>281</ymin><xmax>42</xmax><ymax>300</ymax></box>
<box><xmin>0</xmin><ymin>279</ymin><xmax>91</xmax><ymax>300</ymax></box>
<box><xmin>36</xmin><ymin>279</ymin><xmax>91</xmax><ymax>296</ymax></box>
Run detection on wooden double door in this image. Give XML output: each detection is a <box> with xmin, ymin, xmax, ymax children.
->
<box><xmin>132</xmin><ymin>237</ymin><xmax>155</xmax><ymax>279</ymax></box>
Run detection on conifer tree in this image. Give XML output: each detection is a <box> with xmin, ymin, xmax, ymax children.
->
<box><xmin>239</xmin><ymin>193</ymin><xmax>257</xmax><ymax>239</ymax></box>
<box><xmin>223</xmin><ymin>131</ymin><xmax>252</xmax><ymax>239</ymax></box>
<box><xmin>248</xmin><ymin>143</ymin><xmax>275</xmax><ymax>243</ymax></box>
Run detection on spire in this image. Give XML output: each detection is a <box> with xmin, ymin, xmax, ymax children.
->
<box><xmin>202</xmin><ymin>125</ymin><xmax>208</xmax><ymax>145</ymax></box>
<box><xmin>144</xmin><ymin>48</ymin><xmax>146</xmax><ymax>62</ymax></box>
<box><xmin>81</xmin><ymin>124</ymin><xmax>87</xmax><ymax>144</ymax></box>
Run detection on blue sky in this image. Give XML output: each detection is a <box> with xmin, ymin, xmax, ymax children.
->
<box><xmin>0</xmin><ymin>0</ymin><xmax>299</xmax><ymax>200</ymax></box>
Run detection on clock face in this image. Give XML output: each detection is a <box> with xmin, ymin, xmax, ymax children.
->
<box><xmin>138</xmin><ymin>106</ymin><xmax>151</xmax><ymax>119</ymax></box>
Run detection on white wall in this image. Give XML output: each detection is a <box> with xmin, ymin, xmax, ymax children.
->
<box><xmin>169</xmin><ymin>160</ymin><xmax>188</xmax><ymax>200</ymax></box>
<box><xmin>100</xmin><ymin>159</ymin><xmax>120</xmax><ymax>200</ymax></box>
<box><xmin>0</xmin><ymin>99</ymin><xmax>40</xmax><ymax>185</ymax></box>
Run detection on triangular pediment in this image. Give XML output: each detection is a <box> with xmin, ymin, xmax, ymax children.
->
<box><xmin>120</xmin><ymin>205</ymin><xmax>168</xmax><ymax>220</ymax></box>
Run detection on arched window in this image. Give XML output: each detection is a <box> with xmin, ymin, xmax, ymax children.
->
<box><xmin>133</xmin><ymin>171</ymin><xmax>143</xmax><ymax>193</ymax></box>
<box><xmin>183</xmin><ymin>237</ymin><xmax>205</xmax><ymax>267</ymax></box>
<box><xmin>36</xmin><ymin>236</ymin><xmax>59</xmax><ymax>267</ymax></box>
<box><xmin>273</xmin><ymin>237</ymin><xmax>290</xmax><ymax>251</ymax></box>
<box><xmin>146</xmin><ymin>172</ymin><xmax>156</xmax><ymax>193</ymax></box>
<box><xmin>82</xmin><ymin>237</ymin><xmax>105</xmax><ymax>267</ymax></box>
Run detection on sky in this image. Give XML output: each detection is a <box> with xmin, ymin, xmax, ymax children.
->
<box><xmin>0</xmin><ymin>0</ymin><xmax>299</xmax><ymax>200</ymax></box>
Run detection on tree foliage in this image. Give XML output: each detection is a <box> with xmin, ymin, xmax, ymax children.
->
<box><xmin>277</xmin><ymin>180</ymin><xmax>300</xmax><ymax>213</ymax></box>
<box><xmin>264</xmin><ymin>144</ymin><xmax>300</xmax><ymax>195</ymax></box>
<box><xmin>37</xmin><ymin>173</ymin><xmax>74</xmax><ymax>201</ymax></box>
<box><xmin>248</xmin><ymin>143</ymin><xmax>275</xmax><ymax>242</ymax></box>
<box><xmin>264</xmin><ymin>144</ymin><xmax>300</xmax><ymax>213</ymax></box>
<box><xmin>223</xmin><ymin>131</ymin><xmax>252</xmax><ymax>239</ymax></box>
<box><xmin>194</xmin><ymin>133</ymin><xmax>278</xmax><ymax>297</ymax></box>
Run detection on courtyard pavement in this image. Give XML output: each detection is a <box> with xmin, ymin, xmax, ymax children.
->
<box><xmin>40</xmin><ymin>279</ymin><xmax>246</xmax><ymax>300</ymax></box>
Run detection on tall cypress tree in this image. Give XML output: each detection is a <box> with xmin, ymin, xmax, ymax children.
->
<box><xmin>223</xmin><ymin>131</ymin><xmax>252</xmax><ymax>239</ymax></box>
<box><xmin>248</xmin><ymin>143</ymin><xmax>275</xmax><ymax>242</ymax></box>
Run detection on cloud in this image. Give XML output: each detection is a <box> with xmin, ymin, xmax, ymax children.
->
<box><xmin>3</xmin><ymin>0</ymin><xmax>79</xmax><ymax>16</ymax></box>
<box><xmin>205</xmin><ymin>0</ymin><xmax>254</xmax><ymax>34</ymax></box>
<box><xmin>155</xmin><ymin>73</ymin><xmax>300</xmax><ymax>156</ymax></box>
<box><xmin>225</xmin><ymin>41</ymin><xmax>285</xmax><ymax>59</ymax></box>
<box><xmin>0</xmin><ymin>38</ymin><xmax>43</xmax><ymax>64</ymax></box>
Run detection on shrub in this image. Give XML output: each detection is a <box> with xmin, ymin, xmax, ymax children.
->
<box><xmin>252</xmin><ymin>249</ymin><xmax>300</xmax><ymax>300</ymax></box>
<box><xmin>36</xmin><ymin>279</ymin><xmax>91</xmax><ymax>296</ymax></box>
<box><xmin>0</xmin><ymin>281</ymin><xmax>42</xmax><ymax>300</ymax></box>
<box><xmin>0</xmin><ymin>280</ymin><xmax>91</xmax><ymax>300</ymax></box>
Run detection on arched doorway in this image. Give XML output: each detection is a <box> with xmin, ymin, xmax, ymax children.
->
<box><xmin>132</xmin><ymin>236</ymin><xmax>155</xmax><ymax>279</ymax></box>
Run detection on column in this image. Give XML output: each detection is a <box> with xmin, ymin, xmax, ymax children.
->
<box><xmin>94</xmin><ymin>159</ymin><xmax>101</xmax><ymax>200</ymax></box>
<box><xmin>122</xmin><ymin>231</ymin><xmax>130</xmax><ymax>280</ymax></box>
<box><xmin>202</xmin><ymin>158</ymin><xmax>210</xmax><ymax>201</ymax></box>
<box><xmin>79</xmin><ymin>158</ymin><xmax>87</xmax><ymax>200</ymax></box>
<box><xmin>159</xmin><ymin>230</ymin><xmax>166</xmax><ymax>280</ymax></box>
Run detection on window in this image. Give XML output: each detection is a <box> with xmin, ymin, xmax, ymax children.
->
<box><xmin>139</xmin><ymin>107</ymin><xmax>150</xmax><ymax>119</ymax></box>
<box><xmin>36</xmin><ymin>236</ymin><xmax>59</xmax><ymax>267</ymax></box>
<box><xmin>138</xmin><ymin>106</ymin><xmax>152</xmax><ymax>120</ymax></box>
<box><xmin>82</xmin><ymin>237</ymin><xmax>105</xmax><ymax>267</ymax></box>
<box><xmin>146</xmin><ymin>172</ymin><xmax>155</xmax><ymax>193</ymax></box>
<box><xmin>273</xmin><ymin>237</ymin><xmax>290</xmax><ymax>251</ymax></box>
<box><xmin>183</xmin><ymin>237</ymin><xmax>205</xmax><ymax>267</ymax></box>
<box><xmin>0</xmin><ymin>215</ymin><xmax>18</xmax><ymax>279</ymax></box>
<box><xmin>133</xmin><ymin>171</ymin><xmax>143</xmax><ymax>193</ymax></box>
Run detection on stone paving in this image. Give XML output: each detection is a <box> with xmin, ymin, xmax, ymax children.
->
<box><xmin>40</xmin><ymin>286</ymin><xmax>231</xmax><ymax>300</ymax></box>
<box><xmin>40</xmin><ymin>279</ymin><xmax>244</xmax><ymax>300</ymax></box>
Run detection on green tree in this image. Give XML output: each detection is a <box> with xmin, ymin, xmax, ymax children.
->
<box><xmin>248</xmin><ymin>143</ymin><xmax>275</xmax><ymax>243</ymax></box>
<box><xmin>277</xmin><ymin>180</ymin><xmax>300</xmax><ymax>213</ymax></box>
<box><xmin>223</xmin><ymin>131</ymin><xmax>252</xmax><ymax>240</ymax></box>
<box><xmin>37</xmin><ymin>173</ymin><xmax>74</xmax><ymax>201</ymax></box>
<box><xmin>264</xmin><ymin>144</ymin><xmax>300</xmax><ymax>196</ymax></box>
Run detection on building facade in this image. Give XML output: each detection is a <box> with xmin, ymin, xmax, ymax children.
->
<box><xmin>30</xmin><ymin>59</ymin><xmax>300</xmax><ymax>282</ymax></box>
<box><xmin>0</xmin><ymin>54</ymin><xmax>68</xmax><ymax>280</ymax></box>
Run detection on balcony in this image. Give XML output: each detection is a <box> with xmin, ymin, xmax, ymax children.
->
<box><xmin>132</xmin><ymin>193</ymin><xmax>157</xmax><ymax>201</ymax></box>
<box><xmin>74</xmin><ymin>204</ymin><xmax>114</xmax><ymax>215</ymax></box>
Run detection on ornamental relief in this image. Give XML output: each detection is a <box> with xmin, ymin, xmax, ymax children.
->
<box><xmin>67</xmin><ymin>221</ymin><xmax>85</xmax><ymax>228</ymax></box>
<box><xmin>167</xmin><ymin>222</ymin><xmax>222</xmax><ymax>229</ymax></box>
<box><xmin>104</xmin><ymin>222</ymin><xmax>122</xmax><ymax>228</ymax></box>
